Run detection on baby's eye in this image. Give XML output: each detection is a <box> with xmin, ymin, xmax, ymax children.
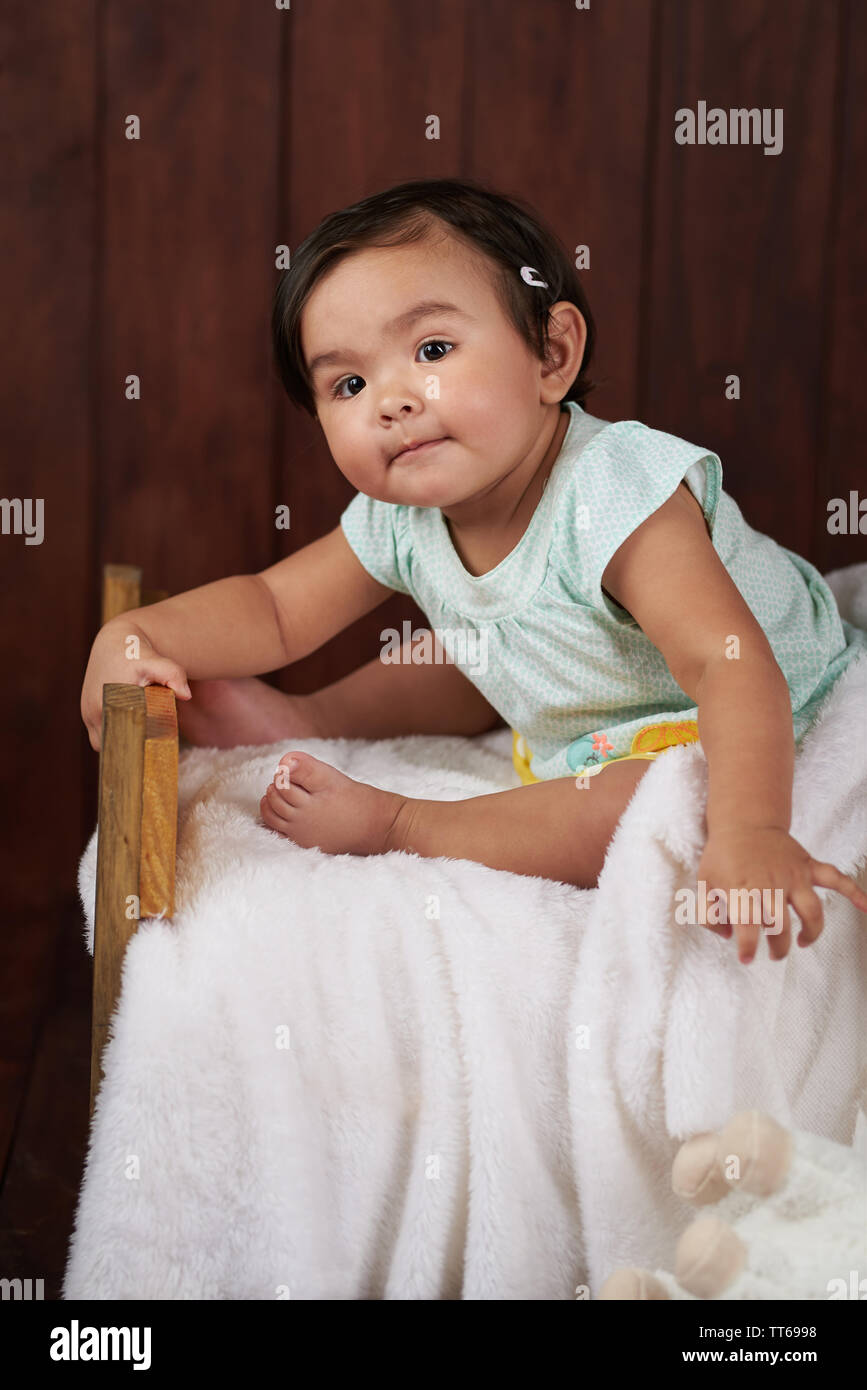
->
<box><xmin>329</xmin><ymin>340</ymin><xmax>454</xmax><ymax>400</ymax></box>
<box><xmin>418</xmin><ymin>339</ymin><xmax>454</xmax><ymax>363</ymax></box>
<box><xmin>330</xmin><ymin>375</ymin><xmax>365</xmax><ymax>400</ymax></box>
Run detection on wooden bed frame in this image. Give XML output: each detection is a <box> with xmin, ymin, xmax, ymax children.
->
<box><xmin>89</xmin><ymin>564</ymin><xmax>180</xmax><ymax>1120</ymax></box>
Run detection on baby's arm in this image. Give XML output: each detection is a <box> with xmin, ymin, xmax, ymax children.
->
<box><xmin>600</xmin><ymin>482</ymin><xmax>867</xmax><ymax>960</ymax></box>
<box><xmin>600</xmin><ymin>482</ymin><xmax>794</xmax><ymax>836</ymax></box>
<box><xmin>86</xmin><ymin>523</ymin><xmax>504</xmax><ymax>748</ymax></box>
<box><xmin>83</xmin><ymin>526</ymin><xmax>396</xmax><ymax>746</ymax></box>
<box><xmin>83</xmin><ymin>570</ymin><xmax>293</xmax><ymax>749</ymax></box>
<box><xmin>105</xmin><ymin>527</ymin><xmax>392</xmax><ymax>678</ymax></box>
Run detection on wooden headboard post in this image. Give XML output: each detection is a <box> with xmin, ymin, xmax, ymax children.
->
<box><xmin>89</xmin><ymin>566</ymin><xmax>179</xmax><ymax>1120</ymax></box>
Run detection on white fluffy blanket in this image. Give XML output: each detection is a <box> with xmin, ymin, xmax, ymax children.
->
<box><xmin>65</xmin><ymin>567</ymin><xmax>867</xmax><ymax>1300</ymax></box>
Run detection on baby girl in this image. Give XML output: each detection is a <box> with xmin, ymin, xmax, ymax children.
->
<box><xmin>81</xmin><ymin>177</ymin><xmax>867</xmax><ymax>965</ymax></box>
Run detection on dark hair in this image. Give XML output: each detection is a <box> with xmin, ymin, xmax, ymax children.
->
<box><xmin>271</xmin><ymin>176</ymin><xmax>601</xmax><ymax>417</ymax></box>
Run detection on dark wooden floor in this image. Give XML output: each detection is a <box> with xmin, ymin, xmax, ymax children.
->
<box><xmin>0</xmin><ymin>894</ymin><xmax>92</xmax><ymax>1301</ymax></box>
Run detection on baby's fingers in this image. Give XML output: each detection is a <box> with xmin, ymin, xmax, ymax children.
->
<box><xmin>806</xmin><ymin>859</ymin><xmax>867</xmax><ymax>919</ymax></box>
<box><xmin>137</xmin><ymin>658</ymin><xmax>192</xmax><ymax>700</ymax></box>
<box><xmin>791</xmin><ymin>859</ymin><xmax>867</xmax><ymax>952</ymax></box>
<box><xmin>704</xmin><ymin>921</ymin><xmax>733</xmax><ymax>940</ymax></box>
<box><xmin>733</xmin><ymin>918</ymin><xmax>762</xmax><ymax>964</ymax></box>
<box><xmin>789</xmin><ymin>883</ymin><xmax>825</xmax><ymax>949</ymax></box>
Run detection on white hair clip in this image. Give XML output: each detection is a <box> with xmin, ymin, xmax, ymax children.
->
<box><xmin>520</xmin><ymin>266</ymin><xmax>549</xmax><ymax>287</ymax></box>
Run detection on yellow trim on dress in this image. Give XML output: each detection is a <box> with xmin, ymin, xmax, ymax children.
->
<box><xmin>512</xmin><ymin>720</ymin><xmax>701</xmax><ymax>786</ymax></box>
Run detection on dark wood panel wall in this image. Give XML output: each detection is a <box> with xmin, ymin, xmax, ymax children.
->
<box><xmin>1</xmin><ymin>0</ymin><xmax>864</xmax><ymax>930</ymax></box>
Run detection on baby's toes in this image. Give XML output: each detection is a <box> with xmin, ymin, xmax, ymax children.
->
<box><xmin>271</xmin><ymin>752</ymin><xmax>310</xmax><ymax>804</ymax></box>
<box><xmin>275</xmin><ymin>749</ymin><xmax>332</xmax><ymax>793</ymax></box>
<box><xmin>261</xmin><ymin>784</ymin><xmax>296</xmax><ymax>828</ymax></box>
<box><xmin>276</xmin><ymin>756</ymin><xmax>316</xmax><ymax>789</ymax></box>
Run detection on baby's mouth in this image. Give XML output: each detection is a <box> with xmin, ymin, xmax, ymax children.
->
<box><xmin>392</xmin><ymin>437</ymin><xmax>449</xmax><ymax>464</ymax></box>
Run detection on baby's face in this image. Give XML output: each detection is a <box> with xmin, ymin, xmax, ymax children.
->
<box><xmin>301</xmin><ymin>231</ymin><xmax>569</xmax><ymax>509</ymax></box>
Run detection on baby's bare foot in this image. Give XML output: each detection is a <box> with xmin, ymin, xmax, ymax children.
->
<box><xmin>259</xmin><ymin>749</ymin><xmax>409</xmax><ymax>857</ymax></box>
<box><xmin>177</xmin><ymin>677</ymin><xmax>322</xmax><ymax>749</ymax></box>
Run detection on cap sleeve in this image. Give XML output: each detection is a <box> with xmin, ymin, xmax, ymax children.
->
<box><xmin>339</xmin><ymin>490</ymin><xmax>411</xmax><ymax>595</ymax></box>
<box><xmin>551</xmin><ymin>418</ymin><xmax>723</xmax><ymax>622</ymax></box>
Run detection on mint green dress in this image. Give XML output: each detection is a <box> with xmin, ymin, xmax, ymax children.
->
<box><xmin>339</xmin><ymin>402</ymin><xmax>867</xmax><ymax>782</ymax></box>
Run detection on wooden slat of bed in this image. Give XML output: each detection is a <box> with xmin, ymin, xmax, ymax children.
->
<box><xmin>90</xmin><ymin>568</ymin><xmax>178</xmax><ymax>1120</ymax></box>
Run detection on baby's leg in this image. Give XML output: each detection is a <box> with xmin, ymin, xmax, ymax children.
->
<box><xmin>178</xmin><ymin>635</ymin><xmax>503</xmax><ymax>747</ymax></box>
<box><xmin>312</xmin><ymin>641</ymin><xmax>504</xmax><ymax>738</ymax></box>
<box><xmin>178</xmin><ymin>677</ymin><xmax>320</xmax><ymax>748</ymax></box>
<box><xmin>263</xmin><ymin>749</ymin><xmax>650</xmax><ymax>890</ymax></box>
<box><xmin>392</xmin><ymin>757</ymin><xmax>652</xmax><ymax>888</ymax></box>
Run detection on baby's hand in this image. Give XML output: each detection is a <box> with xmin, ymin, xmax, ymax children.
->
<box><xmin>81</xmin><ymin>619</ymin><xmax>192</xmax><ymax>752</ymax></box>
<box><xmin>696</xmin><ymin>827</ymin><xmax>867</xmax><ymax>963</ymax></box>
